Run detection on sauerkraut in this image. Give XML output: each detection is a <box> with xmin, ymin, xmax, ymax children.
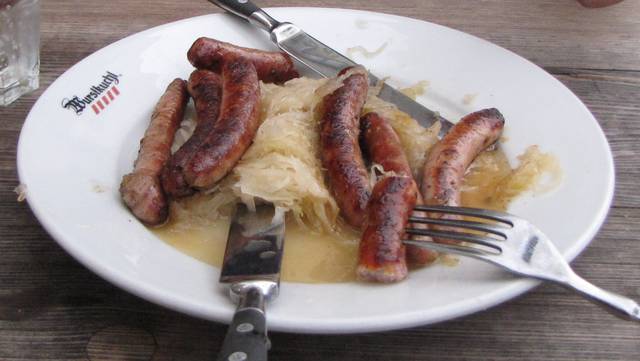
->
<box><xmin>169</xmin><ymin>75</ymin><xmax>440</xmax><ymax>233</ymax></box>
<box><xmin>495</xmin><ymin>145</ymin><xmax>563</xmax><ymax>202</ymax></box>
<box><xmin>363</xmin><ymin>94</ymin><xmax>440</xmax><ymax>180</ymax></box>
<box><xmin>461</xmin><ymin>145</ymin><xmax>562</xmax><ymax>210</ymax></box>
<box><xmin>346</xmin><ymin>42</ymin><xmax>388</xmax><ymax>59</ymax></box>
<box><xmin>400</xmin><ymin>80</ymin><xmax>430</xmax><ymax>100</ymax></box>
<box><xmin>168</xmin><ymin>74</ymin><xmax>558</xmax><ymax>235</ymax></box>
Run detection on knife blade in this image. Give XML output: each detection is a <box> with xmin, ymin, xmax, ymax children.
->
<box><xmin>208</xmin><ymin>0</ymin><xmax>453</xmax><ymax>134</ymax></box>
<box><xmin>216</xmin><ymin>202</ymin><xmax>285</xmax><ymax>361</ymax></box>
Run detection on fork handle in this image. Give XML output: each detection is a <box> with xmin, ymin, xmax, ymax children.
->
<box><xmin>561</xmin><ymin>270</ymin><xmax>640</xmax><ymax>321</ymax></box>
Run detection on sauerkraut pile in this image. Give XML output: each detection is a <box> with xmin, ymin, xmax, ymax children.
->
<box><xmin>169</xmin><ymin>75</ymin><xmax>439</xmax><ymax>233</ymax></box>
<box><xmin>169</xmin><ymin>75</ymin><xmax>559</xmax><ymax>234</ymax></box>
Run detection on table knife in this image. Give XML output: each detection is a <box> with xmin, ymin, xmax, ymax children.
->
<box><xmin>208</xmin><ymin>0</ymin><xmax>453</xmax><ymax>133</ymax></box>
<box><xmin>216</xmin><ymin>203</ymin><xmax>285</xmax><ymax>361</ymax></box>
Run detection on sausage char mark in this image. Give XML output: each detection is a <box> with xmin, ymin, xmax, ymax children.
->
<box><xmin>361</xmin><ymin>112</ymin><xmax>438</xmax><ymax>265</ymax></box>
<box><xmin>188</xmin><ymin>37</ymin><xmax>299</xmax><ymax>83</ymax></box>
<box><xmin>120</xmin><ymin>79</ymin><xmax>189</xmax><ymax>226</ymax></box>
<box><xmin>421</xmin><ymin>108</ymin><xmax>505</xmax><ymax>242</ymax></box>
<box><xmin>357</xmin><ymin>176</ymin><xmax>417</xmax><ymax>283</ymax></box>
<box><xmin>319</xmin><ymin>67</ymin><xmax>370</xmax><ymax>228</ymax></box>
<box><xmin>183</xmin><ymin>57</ymin><xmax>261</xmax><ymax>189</ymax></box>
<box><xmin>161</xmin><ymin>70</ymin><xmax>222</xmax><ymax>198</ymax></box>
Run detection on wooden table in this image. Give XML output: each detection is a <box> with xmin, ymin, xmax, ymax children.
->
<box><xmin>1</xmin><ymin>0</ymin><xmax>639</xmax><ymax>359</ymax></box>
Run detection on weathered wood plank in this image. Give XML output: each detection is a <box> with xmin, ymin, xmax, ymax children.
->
<box><xmin>1</xmin><ymin>0</ymin><xmax>639</xmax><ymax>360</ymax></box>
<box><xmin>39</xmin><ymin>0</ymin><xmax>640</xmax><ymax>72</ymax></box>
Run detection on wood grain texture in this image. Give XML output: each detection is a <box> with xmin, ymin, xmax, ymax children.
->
<box><xmin>1</xmin><ymin>0</ymin><xmax>639</xmax><ymax>360</ymax></box>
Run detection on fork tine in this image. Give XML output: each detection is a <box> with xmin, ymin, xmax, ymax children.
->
<box><xmin>413</xmin><ymin>205</ymin><xmax>516</xmax><ymax>225</ymax></box>
<box><xmin>405</xmin><ymin>228</ymin><xmax>502</xmax><ymax>253</ymax></box>
<box><xmin>403</xmin><ymin>239</ymin><xmax>494</xmax><ymax>257</ymax></box>
<box><xmin>408</xmin><ymin>216</ymin><xmax>509</xmax><ymax>238</ymax></box>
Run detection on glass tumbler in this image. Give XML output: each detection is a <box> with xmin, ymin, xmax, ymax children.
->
<box><xmin>0</xmin><ymin>0</ymin><xmax>39</xmax><ymax>106</ymax></box>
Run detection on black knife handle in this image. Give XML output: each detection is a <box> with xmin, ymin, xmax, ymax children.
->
<box><xmin>208</xmin><ymin>0</ymin><xmax>280</xmax><ymax>31</ymax></box>
<box><xmin>217</xmin><ymin>307</ymin><xmax>269</xmax><ymax>361</ymax></box>
<box><xmin>217</xmin><ymin>284</ymin><xmax>276</xmax><ymax>361</ymax></box>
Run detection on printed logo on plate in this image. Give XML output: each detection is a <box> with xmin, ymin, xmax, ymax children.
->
<box><xmin>61</xmin><ymin>71</ymin><xmax>121</xmax><ymax>116</ymax></box>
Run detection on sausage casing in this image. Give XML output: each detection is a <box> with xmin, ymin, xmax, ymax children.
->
<box><xmin>357</xmin><ymin>176</ymin><xmax>417</xmax><ymax>283</ymax></box>
<box><xmin>361</xmin><ymin>112</ymin><xmax>412</xmax><ymax>177</ymax></box>
<box><xmin>120</xmin><ymin>78</ymin><xmax>188</xmax><ymax>226</ymax></box>
<box><xmin>188</xmin><ymin>37</ymin><xmax>299</xmax><ymax>83</ymax></box>
<box><xmin>183</xmin><ymin>57</ymin><xmax>261</xmax><ymax>189</ymax></box>
<box><xmin>421</xmin><ymin>108</ymin><xmax>505</xmax><ymax>242</ymax></box>
<box><xmin>161</xmin><ymin>70</ymin><xmax>222</xmax><ymax>198</ymax></box>
<box><xmin>361</xmin><ymin>112</ymin><xmax>438</xmax><ymax>265</ymax></box>
<box><xmin>422</xmin><ymin>108</ymin><xmax>505</xmax><ymax>207</ymax></box>
<box><xmin>319</xmin><ymin>67</ymin><xmax>370</xmax><ymax>228</ymax></box>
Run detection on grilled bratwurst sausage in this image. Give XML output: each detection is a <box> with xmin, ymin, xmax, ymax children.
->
<box><xmin>361</xmin><ymin>112</ymin><xmax>439</xmax><ymax>265</ymax></box>
<box><xmin>361</xmin><ymin>112</ymin><xmax>413</xmax><ymax>177</ymax></box>
<box><xmin>188</xmin><ymin>37</ymin><xmax>299</xmax><ymax>83</ymax></box>
<box><xmin>319</xmin><ymin>67</ymin><xmax>370</xmax><ymax>228</ymax></box>
<box><xmin>161</xmin><ymin>70</ymin><xmax>223</xmax><ymax>198</ymax></box>
<box><xmin>357</xmin><ymin>176</ymin><xmax>417</xmax><ymax>283</ymax></box>
<box><xmin>421</xmin><ymin>108</ymin><xmax>505</xmax><ymax>241</ymax></box>
<box><xmin>120</xmin><ymin>79</ymin><xmax>189</xmax><ymax>226</ymax></box>
<box><xmin>183</xmin><ymin>57</ymin><xmax>261</xmax><ymax>189</ymax></box>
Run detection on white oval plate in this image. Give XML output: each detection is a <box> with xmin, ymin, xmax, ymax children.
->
<box><xmin>17</xmin><ymin>8</ymin><xmax>614</xmax><ymax>334</ymax></box>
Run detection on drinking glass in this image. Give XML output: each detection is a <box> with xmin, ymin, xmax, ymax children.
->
<box><xmin>0</xmin><ymin>0</ymin><xmax>40</xmax><ymax>106</ymax></box>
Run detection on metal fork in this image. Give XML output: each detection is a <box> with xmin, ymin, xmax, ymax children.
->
<box><xmin>404</xmin><ymin>205</ymin><xmax>640</xmax><ymax>321</ymax></box>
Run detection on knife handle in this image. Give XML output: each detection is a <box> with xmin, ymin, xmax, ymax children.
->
<box><xmin>208</xmin><ymin>0</ymin><xmax>281</xmax><ymax>32</ymax></box>
<box><xmin>216</xmin><ymin>284</ymin><xmax>274</xmax><ymax>361</ymax></box>
<box><xmin>217</xmin><ymin>308</ymin><xmax>269</xmax><ymax>361</ymax></box>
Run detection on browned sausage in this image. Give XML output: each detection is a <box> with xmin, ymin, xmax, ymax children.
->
<box><xmin>183</xmin><ymin>57</ymin><xmax>261</xmax><ymax>189</ymax></box>
<box><xmin>421</xmin><ymin>108</ymin><xmax>505</xmax><ymax>241</ymax></box>
<box><xmin>361</xmin><ymin>112</ymin><xmax>413</xmax><ymax>177</ymax></box>
<box><xmin>422</xmin><ymin>108</ymin><xmax>505</xmax><ymax>207</ymax></box>
<box><xmin>361</xmin><ymin>112</ymin><xmax>439</xmax><ymax>265</ymax></box>
<box><xmin>357</xmin><ymin>176</ymin><xmax>417</xmax><ymax>283</ymax></box>
<box><xmin>161</xmin><ymin>70</ymin><xmax>222</xmax><ymax>198</ymax></box>
<box><xmin>319</xmin><ymin>67</ymin><xmax>370</xmax><ymax>228</ymax></box>
<box><xmin>188</xmin><ymin>37</ymin><xmax>299</xmax><ymax>83</ymax></box>
<box><xmin>120</xmin><ymin>79</ymin><xmax>189</xmax><ymax>226</ymax></box>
